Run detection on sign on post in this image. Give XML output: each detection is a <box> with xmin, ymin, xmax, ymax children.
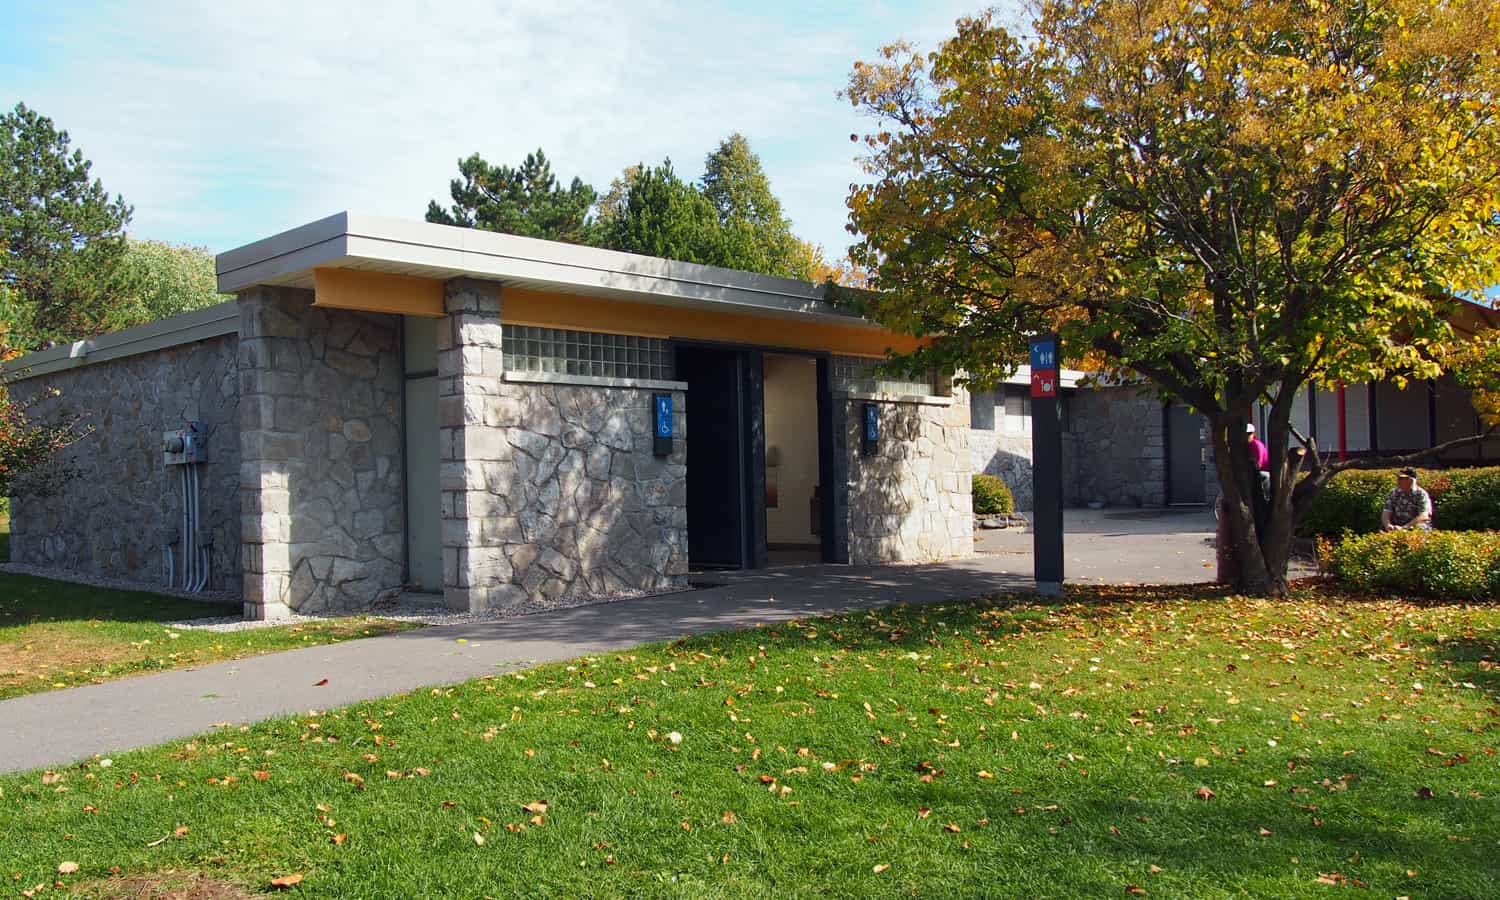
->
<box><xmin>1029</xmin><ymin>334</ymin><xmax>1064</xmax><ymax>594</ymax></box>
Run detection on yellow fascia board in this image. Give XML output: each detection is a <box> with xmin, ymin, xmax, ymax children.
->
<box><xmin>313</xmin><ymin>267</ymin><xmax>445</xmax><ymax>318</ymax></box>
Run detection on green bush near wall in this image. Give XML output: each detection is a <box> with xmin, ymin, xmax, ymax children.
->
<box><xmin>1299</xmin><ymin>466</ymin><xmax>1500</xmax><ymax>537</ymax></box>
<box><xmin>973</xmin><ymin>474</ymin><xmax>1015</xmax><ymax>516</ymax></box>
<box><xmin>1326</xmin><ymin>529</ymin><xmax>1500</xmax><ymax>601</ymax></box>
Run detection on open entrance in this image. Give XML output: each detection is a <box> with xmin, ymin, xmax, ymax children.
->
<box><xmin>676</xmin><ymin>344</ymin><xmax>835</xmax><ymax>570</ymax></box>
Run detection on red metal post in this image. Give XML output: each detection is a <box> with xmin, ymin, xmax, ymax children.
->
<box><xmin>1336</xmin><ymin>381</ymin><xmax>1348</xmax><ymax>462</ymax></box>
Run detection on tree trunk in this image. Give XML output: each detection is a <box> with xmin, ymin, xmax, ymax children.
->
<box><xmin>1209</xmin><ymin>417</ymin><xmax>1295</xmax><ymax>598</ymax></box>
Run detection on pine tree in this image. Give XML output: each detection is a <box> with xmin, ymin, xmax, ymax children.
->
<box><xmin>0</xmin><ymin>102</ymin><xmax>132</xmax><ymax>350</ymax></box>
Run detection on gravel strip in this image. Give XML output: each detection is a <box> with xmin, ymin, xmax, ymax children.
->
<box><xmin>170</xmin><ymin>587</ymin><xmax>685</xmax><ymax>632</ymax></box>
<box><xmin>0</xmin><ymin>561</ymin><xmax>693</xmax><ymax>632</ymax></box>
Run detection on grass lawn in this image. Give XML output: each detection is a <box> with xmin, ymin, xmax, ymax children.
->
<box><xmin>2</xmin><ymin>585</ymin><xmax>1497</xmax><ymax>898</ymax></box>
<box><xmin>0</xmin><ymin>574</ymin><xmax>418</xmax><ymax>701</ymax></box>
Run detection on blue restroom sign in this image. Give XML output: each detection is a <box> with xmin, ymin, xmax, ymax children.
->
<box><xmin>652</xmin><ymin>393</ymin><xmax>673</xmax><ymax>457</ymax></box>
<box><xmin>861</xmin><ymin>402</ymin><xmax>880</xmax><ymax>456</ymax></box>
<box><xmin>655</xmin><ymin>394</ymin><xmax>673</xmax><ymax>437</ymax></box>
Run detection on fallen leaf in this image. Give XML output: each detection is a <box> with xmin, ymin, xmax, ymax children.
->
<box><xmin>331</xmin><ymin>833</ymin><xmax>347</xmax><ymax>845</ymax></box>
<box><xmin>873</xmin><ymin>863</ymin><xmax>891</xmax><ymax>874</ymax></box>
<box><xmin>56</xmin><ymin>863</ymin><xmax>78</xmax><ymax>875</ymax></box>
<box><xmin>473</xmin><ymin>833</ymin><xmax>485</xmax><ymax>846</ymax></box>
<box><xmin>269</xmin><ymin>873</ymin><xmax>304</xmax><ymax>889</ymax></box>
<box><xmin>943</xmin><ymin>823</ymin><xmax>962</xmax><ymax>833</ymax></box>
<box><xmin>1414</xmin><ymin>786</ymin><xmax>1434</xmax><ymax>800</ymax></box>
<box><xmin>173</xmin><ymin>826</ymin><xmax>189</xmax><ymax>837</ymax></box>
<box><xmin>253</xmin><ymin>771</ymin><xmax>271</xmax><ymax>782</ymax></box>
<box><xmin>721</xmin><ymin>811</ymin><xmax>738</xmax><ymax>824</ymax></box>
<box><xmin>1195</xmin><ymin>786</ymin><xmax>1215</xmax><ymax>801</ymax></box>
<box><xmin>1126</xmin><ymin>887</ymin><xmax>1147</xmax><ymax>896</ymax></box>
<box><xmin>916</xmin><ymin>807</ymin><xmax>932</xmax><ymax>819</ymax></box>
<box><xmin>313</xmin><ymin>679</ymin><xmax>329</xmax><ymax>687</ymax></box>
<box><xmin>522</xmin><ymin>801</ymin><xmax>549</xmax><ymax>814</ymax></box>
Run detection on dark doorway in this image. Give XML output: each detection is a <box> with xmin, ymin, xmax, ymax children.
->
<box><xmin>1165</xmin><ymin>404</ymin><xmax>1207</xmax><ymax>505</ymax></box>
<box><xmin>676</xmin><ymin>346</ymin><xmax>755</xmax><ymax>568</ymax></box>
<box><xmin>676</xmin><ymin>343</ymin><xmax>835</xmax><ymax>569</ymax></box>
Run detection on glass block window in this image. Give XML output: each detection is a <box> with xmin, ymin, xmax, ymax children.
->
<box><xmin>831</xmin><ymin>355</ymin><xmax>938</xmax><ymax>396</ymax></box>
<box><xmin>501</xmin><ymin>326</ymin><xmax>673</xmax><ymax>381</ymax></box>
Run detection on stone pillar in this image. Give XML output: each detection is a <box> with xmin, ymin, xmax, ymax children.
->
<box><xmin>438</xmin><ymin>278</ymin><xmax>511</xmax><ymax>613</ymax></box>
<box><xmin>238</xmin><ymin>287</ymin><xmax>299</xmax><ymax>619</ymax></box>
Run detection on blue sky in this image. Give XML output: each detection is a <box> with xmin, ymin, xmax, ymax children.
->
<box><xmin>2</xmin><ymin>1</ymin><xmax>1006</xmax><ymax>259</ymax></box>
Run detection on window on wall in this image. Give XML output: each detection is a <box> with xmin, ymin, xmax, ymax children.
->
<box><xmin>830</xmin><ymin>355</ymin><xmax>939</xmax><ymax>396</ymax></box>
<box><xmin>1003</xmin><ymin>386</ymin><xmax>1032</xmax><ymax>434</ymax></box>
<box><xmin>970</xmin><ymin>389</ymin><xmax>997</xmax><ymax>430</ymax></box>
<box><xmin>500</xmin><ymin>325</ymin><xmax>673</xmax><ymax>381</ymax></box>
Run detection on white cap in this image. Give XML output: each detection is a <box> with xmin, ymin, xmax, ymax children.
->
<box><xmin>1246</xmin><ymin>423</ymin><xmax>1256</xmax><ymax>434</ymax></box>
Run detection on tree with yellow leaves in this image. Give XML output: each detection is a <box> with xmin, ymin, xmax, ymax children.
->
<box><xmin>843</xmin><ymin>0</ymin><xmax>1500</xmax><ymax>596</ymax></box>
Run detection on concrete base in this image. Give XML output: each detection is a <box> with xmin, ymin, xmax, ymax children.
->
<box><xmin>243</xmin><ymin>600</ymin><xmax>292</xmax><ymax>620</ymax></box>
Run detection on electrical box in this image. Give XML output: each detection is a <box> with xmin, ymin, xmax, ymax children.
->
<box><xmin>163</xmin><ymin>421</ymin><xmax>207</xmax><ymax>465</ymax></box>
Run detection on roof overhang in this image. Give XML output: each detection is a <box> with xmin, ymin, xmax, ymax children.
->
<box><xmin>216</xmin><ymin>211</ymin><xmax>875</xmax><ymax>328</ymax></box>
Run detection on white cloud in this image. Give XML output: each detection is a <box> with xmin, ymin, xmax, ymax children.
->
<box><xmin>9</xmin><ymin>0</ymin><xmax>996</xmax><ymax>257</ymax></box>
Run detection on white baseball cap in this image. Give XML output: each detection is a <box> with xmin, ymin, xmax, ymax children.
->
<box><xmin>1245</xmin><ymin>423</ymin><xmax>1256</xmax><ymax>434</ymax></box>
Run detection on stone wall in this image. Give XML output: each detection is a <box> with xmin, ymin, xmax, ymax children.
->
<box><xmin>439</xmin><ymin>279</ymin><xmax>688</xmax><ymax>612</ymax></box>
<box><xmin>969</xmin><ymin>430</ymin><xmax>1079</xmax><ymax>512</ymax></box>
<box><xmin>1068</xmin><ymin>384</ymin><xmax>1167</xmax><ymax>507</ymax></box>
<box><xmin>239</xmin><ymin>287</ymin><xmax>405</xmax><ymax>616</ymax></box>
<box><xmin>841</xmin><ymin>386</ymin><xmax>973</xmax><ymax>565</ymax></box>
<box><xmin>8</xmin><ymin>335</ymin><xmax>242</xmax><ymax>591</ymax></box>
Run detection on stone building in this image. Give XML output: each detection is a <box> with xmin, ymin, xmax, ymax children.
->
<box><xmin>7</xmin><ymin>213</ymin><xmax>972</xmax><ymax>618</ymax></box>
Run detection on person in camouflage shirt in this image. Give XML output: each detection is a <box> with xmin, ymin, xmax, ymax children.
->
<box><xmin>1381</xmin><ymin>468</ymin><xmax>1433</xmax><ymax>531</ymax></box>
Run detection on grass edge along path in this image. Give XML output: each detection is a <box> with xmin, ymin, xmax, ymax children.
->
<box><xmin>2</xmin><ymin>584</ymin><xmax>1496</xmax><ymax>898</ymax></box>
<box><xmin>0</xmin><ymin>570</ymin><xmax>418</xmax><ymax>701</ymax></box>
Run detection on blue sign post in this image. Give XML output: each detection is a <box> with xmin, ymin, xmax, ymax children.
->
<box><xmin>652</xmin><ymin>393</ymin><xmax>673</xmax><ymax>457</ymax></box>
<box><xmin>1030</xmin><ymin>334</ymin><xmax>1064</xmax><ymax>595</ymax></box>
<box><xmin>861</xmin><ymin>402</ymin><xmax>880</xmax><ymax>456</ymax></box>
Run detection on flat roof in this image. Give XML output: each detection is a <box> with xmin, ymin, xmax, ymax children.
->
<box><xmin>216</xmin><ymin>211</ymin><xmax>875</xmax><ymax>328</ymax></box>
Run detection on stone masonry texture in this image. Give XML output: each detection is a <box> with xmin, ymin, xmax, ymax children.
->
<box><xmin>840</xmin><ymin>383</ymin><xmax>974</xmax><ymax>565</ymax></box>
<box><xmin>438</xmin><ymin>279</ymin><xmax>688</xmax><ymax>612</ymax></box>
<box><xmin>9</xmin><ymin>336</ymin><xmax>242</xmax><ymax>591</ymax></box>
<box><xmin>238</xmin><ymin>287</ymin><xmax>404</xmax><ymax>616</ymax></box>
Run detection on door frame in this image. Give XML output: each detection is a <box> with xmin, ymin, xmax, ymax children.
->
<box><xmin>671</xmin><ymin>338</ymin><xmax>838</xmax><ymax>567</ymax></box>
<box><xmin>1163</xmin><ymin>402</ymin><xmax>1207</xmax><ymax>506</ymax></box>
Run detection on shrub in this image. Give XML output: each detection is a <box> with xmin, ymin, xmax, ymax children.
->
<box><xmin>1299</xmin><ymin>466</ymin><xmax>1500</xmax><ymax>537</ymax></box>
<box><xmin>972</xmin><ymin>474</ymin><xmax>1015</xmax><ymax>516</ymax></box>
<box><xmin>1326</xmin><ymin>529</ymin><xmax>1500</xmax><ymax>601</ymax></box>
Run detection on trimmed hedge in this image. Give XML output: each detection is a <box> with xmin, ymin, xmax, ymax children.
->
<box><xmin>972</xmin><ymin>474</ymin><xmax>1015</xmax><ymax>516</ymax></box>
<box><xmin>1326</xmin><ymin>530</ymin><xmax>1500</xmax><ymax>601</ymax></box>
<box><xmin>1299</xmin><ymin>466</ymin><xmax>1500</xmax><ymax>537</ymax></box>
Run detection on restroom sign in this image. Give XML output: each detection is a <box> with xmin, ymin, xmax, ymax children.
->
<box><xmin>652</xmin><ymin>393</ymin><xmax>673</xmax><ymax>457</ymax></box>
<box><xmin>1029</xmin><ymin>335</ymin><xmax>1059</xmax><ymax>399</ymax></box>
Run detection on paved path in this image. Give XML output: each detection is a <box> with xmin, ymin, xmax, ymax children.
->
<box><xmin>975</xmin><ymin>507</ymin><xmax>1219</xmax><ymax>585</ymax></box>
<box><xmin>0</xmin><ymin>508</ymin><xmax>1218</xmax><ymax>775</ymax></box>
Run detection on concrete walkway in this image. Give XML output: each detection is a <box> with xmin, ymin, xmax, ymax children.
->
<box><xmin>0</xmin><ymin>508</ymin><xmax>1220</xmax><ymax>775</ymax></box>
<box><xmin>0</xmin><ymin>560</ymin><xmax>1030</xmax><ymax>774</ymax></box>
<box><xmin>975</xmin><ymin>507</ymin><xmax>1219</xmax><ymax>584</ymax></box>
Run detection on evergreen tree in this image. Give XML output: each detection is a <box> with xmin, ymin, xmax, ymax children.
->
<box><xmin>699</xmin><ymin>134</ymin><xmax>818</xmax><ymax>280</ymax></box>
<box><xmin>597</xmin><ymin>161</ymin><xmax>720</xmax><ymax>265</ymax></box>
<box><xmin>0</xmin><ymin>102</ymin><xmax>132</xmax><ymax>350</ymax></box>
<box><xmin>426</xmin><ymin>149</ymin><xmax>597</xmax><ymax>244</ymax></box>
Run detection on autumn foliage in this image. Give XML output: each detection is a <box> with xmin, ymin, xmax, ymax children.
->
<box><xmin>843</xmin><ymin>0</ymin><xmax>1500</xmax><ymax>596</ymax></box>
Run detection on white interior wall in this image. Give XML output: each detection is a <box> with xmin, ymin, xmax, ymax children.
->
<box><xmin>763</xmin><ymin>354</ymin><xmax>821</xmax><ymax>546</ymax></box>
